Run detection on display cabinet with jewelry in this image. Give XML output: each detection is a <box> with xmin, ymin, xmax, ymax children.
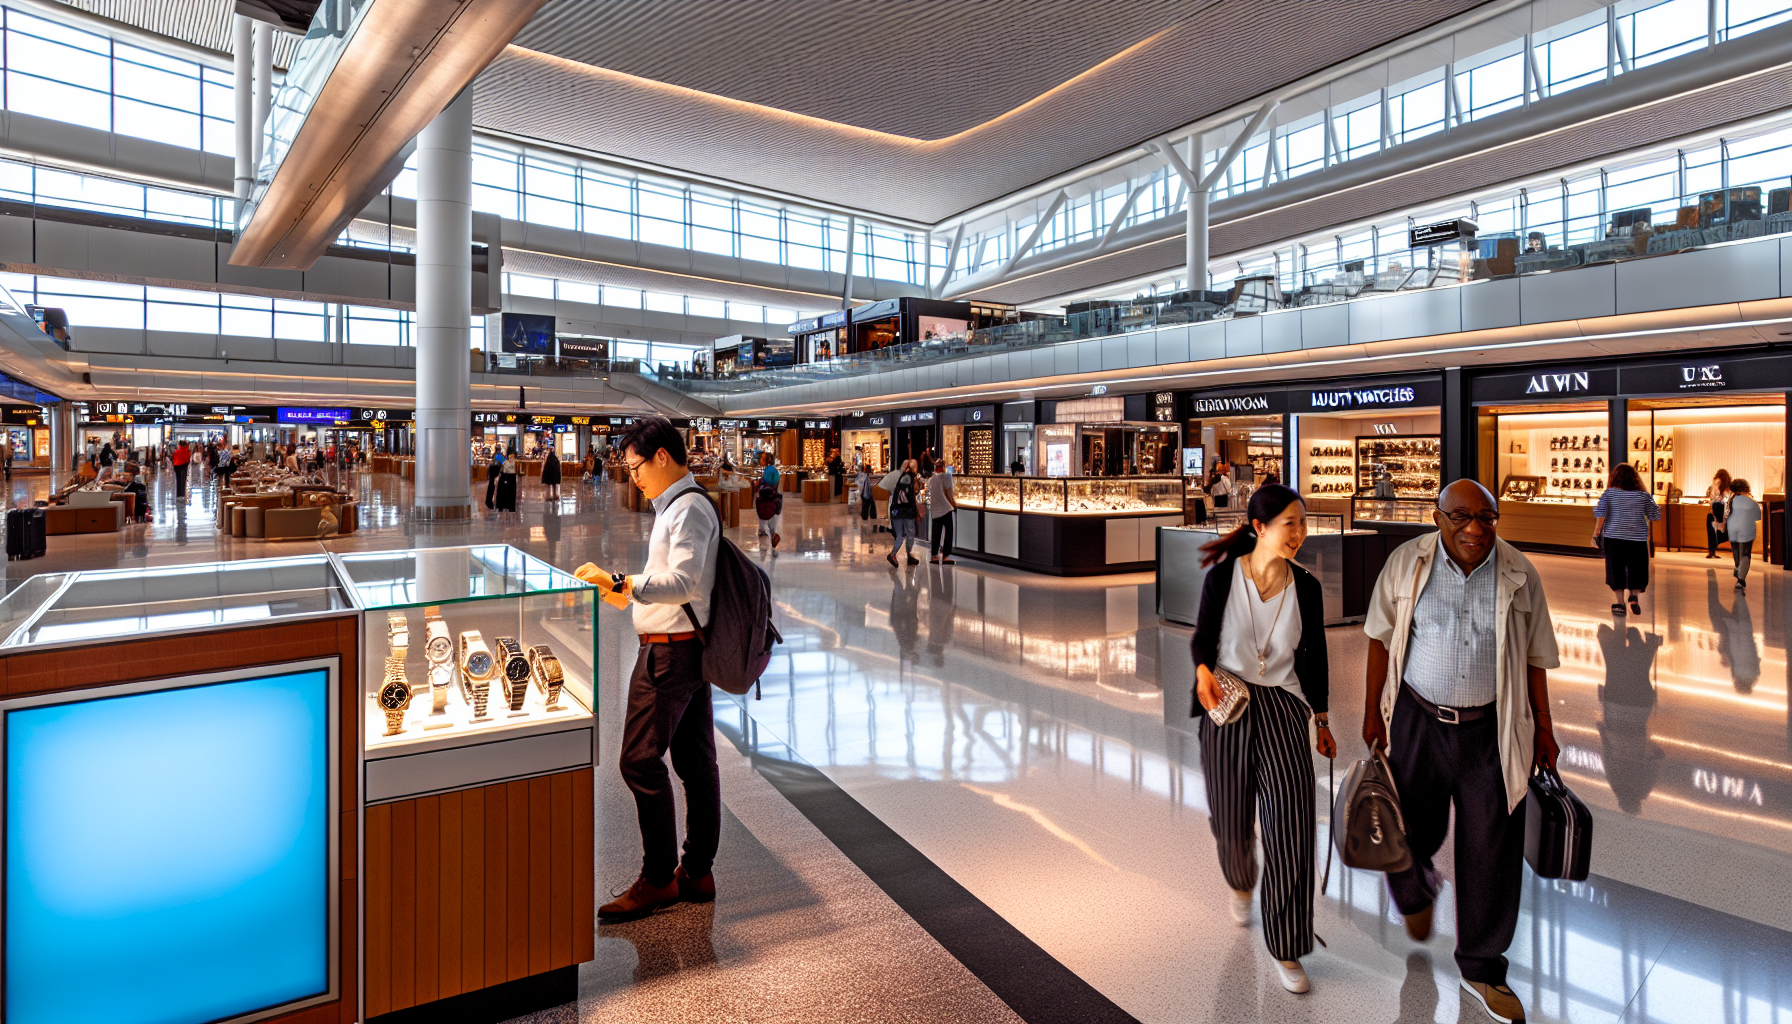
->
<box><xmin>458</xmin><ymin>630</ymin><xmax>494</xmax><ymax>719</ymax></box>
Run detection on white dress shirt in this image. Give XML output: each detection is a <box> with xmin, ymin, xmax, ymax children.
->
<box><xmin>629</xmin><ymin>473</ymin><xmax>719</xmax><ymax>633</ymax></box>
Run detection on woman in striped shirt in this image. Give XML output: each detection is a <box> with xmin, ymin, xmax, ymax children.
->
<box><xmin>1594</xmin><ymin>462</ymin><xmax>1662</xmax><ymax>615</ymax></box>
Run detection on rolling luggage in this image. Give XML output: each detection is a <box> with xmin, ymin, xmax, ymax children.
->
<box><xmin>6</xmin><ymin>507</ymin><xmax>45</xmax><ymax>560</ymax></box>
<box><xmin>1524</xmin><ymin>766</ymin><xmax>1592</xmax><ymax>881</ymax></box>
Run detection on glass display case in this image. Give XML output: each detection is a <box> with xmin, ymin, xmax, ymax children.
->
<box><xmin>336</xmin><ymin>545</ymin><xmax>596</xmax><ymax>755</ymax></box>
<box><xmin>986</xmin><ymin>475</ymin><xmax>1021</xmax><ymax>511</ymax></box>
<box><xmin>1354</xmin><ymin>498</ymin><xmax>1437</xmax><ymax>523</ymax></box>
<box><xmin>1211</xmin><ymin>510</ymin><xmax>1345</xmax><ymax>535</ymax></box>
<box><xmin>1356</xmin><ymin>435</ymin><xmax>1441</xmax><ymax>498</ymax></box>
<box><xmin>998</xmin><ymin>475</ymin><xmax>1184</xmax><ymax>514</ymax></box>
<box><xmin>0</xmin><ymin>555</ymin><xmax>353</xmax><ymax>647</ymax></box>
<box><xmin>953</xmin><ymin>474</ymin><xmax>985</xmax><ymax>509</ymax></box>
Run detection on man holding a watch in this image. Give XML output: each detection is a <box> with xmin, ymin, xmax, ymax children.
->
<box><xmin>575</xmin><ymin>416</ymin><xmax>721</xmax><ymax>922</ymax></box>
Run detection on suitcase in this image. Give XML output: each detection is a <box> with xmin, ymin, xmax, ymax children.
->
<box><xmin>1524</xmin><ymin>767</ymin><xmax>1592</xmax><ymax>880</ymax></box>
<box><xmin>6</xmin><ymin>507</ymin><xmax>45</xmax><ymax>560</ymax></box>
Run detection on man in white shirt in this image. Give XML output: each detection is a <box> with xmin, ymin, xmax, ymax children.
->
<box><xmin>575</xmin><ymin>416</ymin><xmax>721</xmax><ymax>921</ymax></box>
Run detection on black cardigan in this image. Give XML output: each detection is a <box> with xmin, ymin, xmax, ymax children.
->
<box><xmin>1189</xmin><ymin>556</ymin><xmax>1329</xmax><ymax>714</ymax></box>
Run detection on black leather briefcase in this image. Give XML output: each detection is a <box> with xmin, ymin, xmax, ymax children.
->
<box><xmin>1524</xmin><ymin>767</ymin><xmax>1592</xmax><ymax>881</ymax></box>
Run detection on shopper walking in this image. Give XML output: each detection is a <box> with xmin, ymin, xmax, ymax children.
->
<box><xmin>574</xmin><ymin>417</ymin><xmax>721</xmax><ymax>921</ymax></box>
<box><xmin>484</xmin><ymin>450</ymin><xmax>503</xmax><ymax>510</ymax></box>
<box><xmin>1190</xmin><ymin>483</ymin><xmax>1333</xmax><ymax>995</ymax></box>
<box><xmin>1209</xmin><ymin>462</ymin><xmax>1233</xmax><ymax>508</ymax></box>
<box><xmin>495</xmin><ymin>457</ymin><xmax>519</xmax><ymax>514</ymax></box>
<box><xmin>1362</xmin><ymin>479</ymin><xmax>1560</xmax><ymax>1024</ymax></box>
<box><xmin>827</xmin><ymin>448</ymin><xmax>846</xmax><ymax>500</ymax></box>
<box><xmin>1705</xmin><ymin>470</ymin><xmax>1732</xmax><ymax>559</ymax></box>
<box><xmin>857</xmin><ymin>465</ymin><xmax>876</xmax><ymax>521</ymax></box>
<box><xmin>1726</xmin><ymin>479</ymin><xmax>1761</xmax><ymax>589</ymax></box>
<box><xmin>541</xmin><ymin>449</ymin><xmax>563</xmax><ymax>503</ymax></box>
<box><xmin>1594</xmin><ymin>463</ymin><xmax>1661</xmax><ymax>616</ymax></box>
<box><xmin>169</xmin><ymin>440</ymin><xmax>191</xmax><ymax>498</ymax></box>
<box><xmin>882</xmin><ymin>459</ymin><xmax>921</xmax><ymax>566</ymax></box>
<box><xmin>753</xmin><ymin>473</ymin><xmax>783</xmax><ymax>554</ymax></box>
<box><xmin>926</xmin><ymin>458</ymin><xmax>957</xmax><ymax>565</ymax></box>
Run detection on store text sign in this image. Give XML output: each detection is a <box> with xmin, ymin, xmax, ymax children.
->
<box><xmin>1525</xmin><ymin>372</ymin><xmax>1591</xmax><ymax>395</ymax></box>
<box><xmin>1297</xmin><ymin>380</ymin><xmax>1439</xmax><ymax>412</ymax></box>
<box><xmin>1191</xmin><ymin>393</ymin><xmax>1281</xmax><ymax>414</ymax></box>
<box><xmin>1472</xmin><ymin>367</ymin><xmax>1617</xmax><ymax>403</ymax></box>
<box><xmin>1680</xmin><ymin>364</ymin><xmax>1725</xmax><ymax>389</ymax></box>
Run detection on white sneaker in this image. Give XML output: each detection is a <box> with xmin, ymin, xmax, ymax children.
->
<box><xmin>1230</xmin><ymin>889</ymin><xmax>1252</xmax><ymax>926</ymax></box>
<box><xmin>1276</xmin><ymin>959</ymin><xmax>1310</xmax><ymax>994</ymax></box>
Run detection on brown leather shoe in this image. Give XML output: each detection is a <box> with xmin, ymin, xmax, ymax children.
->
<box><xmin>1403</xmin><ymin>902</ymin><xmax>1434</xmax><ymax>941</ymax></box>
<box><xmin>599</xmin><ymin>876</ymin><xmax>679</xmax><ymax>922</ymax></box>
<box><xmin>674</xmin><ymin>865</ymin><xmax>715</xmax><ymax>904</ymax></box>
<box><xmin>1461</xmin><ymin>979</ymin><xmax>1526</xmax><ymax>1022</ymax></box>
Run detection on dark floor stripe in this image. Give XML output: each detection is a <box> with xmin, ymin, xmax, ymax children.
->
<box><xmin>715</xmin><ymin>703</ymin><xmax>1142</xmax><ymax>1024</ymax></box>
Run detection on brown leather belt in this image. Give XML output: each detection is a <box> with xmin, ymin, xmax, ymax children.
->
<box><xmin>639</xmin><ymin>631</ymin><xmax>700</xmax><ymax>646</ymax></box>
<box><xmin>1405</xmin><ymin>685</ymin><xmax>1493</xmax><ymax>725</ymax></box>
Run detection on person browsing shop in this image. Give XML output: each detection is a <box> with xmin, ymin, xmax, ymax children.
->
<box><xmin>1362</xmin><ymin>479</ymin><xmax>1560</xmax><ymax>1024</ymax></box>
<box><xmin>1704</xmin><ymin>470</ymin><xmax>1732</xmax><ymax>559</ymax></box>
<box><xmin>574</xmin><ymin>416</ymin><xmax>722</xmax><ymax>922</ymax></box>
<box><xmin>926</xmin><ymin>458</ymin><xmax>957</xmax><ymax>565</ymax></box>
<box><xmin>1726</xmin><ymin>479</ymin><xmax>1762</xmax><ymax>589</ymax></box>
<box><xmin>1593</xmin><ymin>463</ymin><xmax>1661</xmax><ymax>616</ymax></box>
<box><xmin>1190</xmin><ymin>483</ymin><xmax>1333</xmax><ymax>995</ymax></box>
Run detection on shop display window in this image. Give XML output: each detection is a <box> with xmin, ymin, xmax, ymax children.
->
<box><xmin>954</xmin><ymin>475</ymin><xmax>985</xmax><ymax>509</ymax></box>
<box><xmin>942</xmin><ymin>424</ymin><xmax>964</xmax><ymax>472</ymax></box>
<box><xmin>1023</xmin><ymin>477</ymin><xmax>1067</xmax><ymax>512</ymax></box>
<box><xmin>1353</xmin><ymin>498</ymin><xmax>1437</xmax><ymax>523</ymax></box>
<box><xmin>1627</xmin><ymin>398</ymin><xmax>1785</xmax><ymax>507</ymax></box>
<box><xmin>1490</xmin><ymin>405</ymin><xmax>1609</xmax><ymax>505</ymax></box>
<box><xmin>336</xmin><ymin>545</ymin><xmax>596</xmax><ymax>756</ymax></box>
<box><xmin>985</xmin><ymin>475</ymin><xmax>1021</xmax><ymax>511</ymax></box>
<box><xmin>1065</xmin><ymin>477</ymin><xmax>1183</xmax><ymax>513</ymax></box>
<box><xmin>801</xmin><ymin>437</ymin><xmax>826</xmax><ymax>466</ymax></box>
<box><xmin>1356</xmin><ymin>435</ymin><xmax>1440</xmax><ymax>498</ymax></box>
<box><xmin>965</xmin><ymin>426</ymin><xmax>996</xmax><ymax>475</ymax></box>
<box><xmin>1304</xmin><ymin>440</ymin><xmax>1355</xmax><ymax>497</ymax></box>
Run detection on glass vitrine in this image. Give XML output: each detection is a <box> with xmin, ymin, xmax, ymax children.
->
<box><xmin>953</xmin><ymin>475</ymin><xmax>985</xmax><ymax>509</ymax></box>
<box><xmin>1023</xmin><ymin>477</ymin><xmax>1068</xmax><ymax>512</ymax></box>
<box><xmin>986</xmin><ymin>475</ymin><xmax>1021</xmax><ymax>511</ymax></box>
<box><xmin>335</xmin><ymin>545</ymin><xmax>596</xmax><ymax>755</ymax></box>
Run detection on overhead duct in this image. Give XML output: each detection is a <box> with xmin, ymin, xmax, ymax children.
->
<box><xmin>232</xmin><ymin>0</ymin><xmax>546</xmax><ymax>271</ymax></box>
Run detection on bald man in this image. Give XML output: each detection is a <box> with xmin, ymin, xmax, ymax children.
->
<box><xmin>1362</xmin><ymin>479</ymin><xmax>1561</xmax><ymax>1024</ymax></box>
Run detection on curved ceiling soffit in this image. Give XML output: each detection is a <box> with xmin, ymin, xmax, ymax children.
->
<box><xmin>471</xmin><ymin>0</ymin><xmax>1484</xmax><ymax>223</ymax></box>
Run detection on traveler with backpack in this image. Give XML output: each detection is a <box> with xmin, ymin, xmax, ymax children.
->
<box><xmin>577</xmin><ymin>417</ymin><xmax>724</xmax><ymax>922</ymax></box>
<box><xmin>881</xmin><ymin>459</ymin><xmax>922</xmax><ymax>566</ymax></box>
<box><xmin>755</xmin><ymin>453</ymin><xmax>782</xmax><ymax>549</ymax></box>
<box><xmin>1362</xmin><ymin>479</ymin><xmax>1560</xmax><ymax>1024</ymax></box>
<box><xmin>1190</xmin><ymin>483</ymin><xmax>1332</xmax><ymax>995</ymax></box>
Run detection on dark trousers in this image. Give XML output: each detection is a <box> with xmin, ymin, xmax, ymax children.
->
<box><xmin>1385</xmin><ymin>687</ymin><xmax>1526</xmax><ymax>985</ymax></box>
<box><xmin>172</xmin><ymin>463</ymin><xmax>188</xmax><ymax>496</ymax></box>
<box><xmin>1199</xmin><ymin>684</ymin><xmax>1315</xmax><ymax>962</ymax></box>
<box><xmin>1707</xmin><ymin>513</ymin><xmax>1724</xmax><ymax>556</ymax></box>
<box><xmin>860</xmin><ymin>494</ymin><xmax>875</xmax><ymax>520</ymax></box>
<box><xmin>621</xmin><ymin>638</ymin><xmax>720</xmax><ymax>886</ymax></box>
<box><xmin>929</xmin><ymin>514</ymin><xmax>954</xmax><ymax>559</ymax></box>
<box><xmin>1733</xmin><ymin>538</ymin><xmax>1755</xmax><ymax>581</ymax></box>
<box><xmin>1602</xmin><ymin>537</ymin><xmax>1649</xmax><ymax>592</ymax></box>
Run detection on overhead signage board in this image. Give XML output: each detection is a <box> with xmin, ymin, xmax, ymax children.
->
<box><xmin>1619</xmin><ymin>354</ymin><xmax>1792</xmax><ymax>396</ymax></box>
<box><xmin>897</xmin><ymin>410</ymin><xmax>936</xmax><ymax>425</ymax></box>
<box><xmin>1292</xmin><ymin>379</ymin><xmax>1441</xmax><ymax>412</ymax></box>
<box><xmin>787</xmin><ymin>318</ymin><xmax>821</xmax><ymax>336</ymax></box>
<box><xmin>1409</xmin><ymin>218</ymin><xmax>1477</xmax><ymax>247</ymax></box>
<box><xmin>801</xmin><ymin>419</ymin><xmax>832</xmax><ymax>430</ymax></box>
<box><xmin>1188</xmin><ymin>391</ymin><xmax>1289</xmax><ymax>415</ymax></box>
<box><xmin>1472</xmin><ymin>367</ymin><xmax>1618</xmax><ymax>403</ymax></box>
<box><xmin>1152</xmin><ymin>392</ymin><xmax>1177</xmax><ymax>422</ymax></box>
<box><xmin>278</xmin><ymin>407</ymin><xmax>351</xmax><ymax>424</ymax></box>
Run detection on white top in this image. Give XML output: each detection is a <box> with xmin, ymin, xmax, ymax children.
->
<box><xmin>1217</xmin><ymin>559</ymin><xmax>1304</xmax><ymax>703</ymax></box>
<box><xmin>1726</xmin><ymin>494</ymin><xmax>1762</xmax><ymax>541</ymax></box>
<box><xmin>628</xmin><ymin>474</ymin><xmax>720</xmax><ymax>633</ymax></box>
<box><xmin>926</xmin><ymin>473</ymin><xmax>955</xmax><ymax>519</ymax></box>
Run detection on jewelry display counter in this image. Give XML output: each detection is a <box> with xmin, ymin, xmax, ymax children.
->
<box><xmin>952</xmin><ymin>475</ymin><xmax>1185</xmax><ymax>575</ymax></box>
<box><xmin>0</xmin><ymin>546</ymin><xmax>598</xmax><ymax>1024</ymax></box>
<box><xmin>336</xmin><ymin>545</ymin><xmax>596</xmax><ymax>1022</ymax></box>
<box><xmin>1157</xmin><ymin>514</ymin><xmax>1397</xmax><ymax>626</ymax></box>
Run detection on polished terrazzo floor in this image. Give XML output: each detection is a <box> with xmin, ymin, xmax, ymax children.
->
<box><xmin>10</xmin><ymin>465</ymin><xmax>1792</xmax><ymax>1023</ymax></box>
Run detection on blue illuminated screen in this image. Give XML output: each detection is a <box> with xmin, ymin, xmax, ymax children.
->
<box><xmin>6</xmin><ymin>668</ymin><xmax>332</xmax><ymax>1024</ymax></box>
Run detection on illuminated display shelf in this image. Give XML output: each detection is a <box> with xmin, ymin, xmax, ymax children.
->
<box><xmin>949</xmin><ymin>475</ymin><xmax>1186</xmax><ymax>576</ymax></box>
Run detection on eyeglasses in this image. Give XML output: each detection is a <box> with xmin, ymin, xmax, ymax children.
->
<box><xmin>624</xmin><ymin>458</ymin><xmax>646</xmax><ymax>479</ymax></box>
<box><xmin>1437</xmin><ymin>509</ymin><xmax>1500</xmax><ymax>528</ymax></box>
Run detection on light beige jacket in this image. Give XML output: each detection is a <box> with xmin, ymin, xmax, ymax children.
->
<box><xmin>1363</xmin><ymin>532</ymin><xmax>1560</xmax><ymax>812</ymax></box>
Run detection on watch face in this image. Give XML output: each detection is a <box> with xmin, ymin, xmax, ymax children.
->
<box><xmin>467</xmin><ymin>652</ymin><xmax>492</xmax><ymax>677</ymax></box>
<box><xmin>379</xmin><ymin>681</ymin><xmax>409</xmax><ymax>710</ymax></box>
<box><xmin>426</xmin><ymin>636</ymin><xmax>452</xmax><ymax>659</ymax></box>
<box><xmin>506</xmin><ymin>657</ymin><xmax>530</xmax><ymax>683</ymax></box>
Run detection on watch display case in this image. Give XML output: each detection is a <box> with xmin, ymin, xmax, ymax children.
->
<box><xmin>986</xmin><ymin>475</ymin><xmax>1021</xmax><ymax>511</ymax></box>
<box><xmin>1004</xmin><ymin>475</ymin><xmax>1183</xmax><ymax>514</ymax></box>
<box><xmin>336</xmin><ymin>545</ymin><xmax>596</xmax><ymax>761</ymax></box>
<box><xmin>1353</xmin><ymin>498</ymin><xmax>1437</xmax><ymax>523</ymax></box>
<box><xmin>953</xmin><ymin>474</ymin><xmax>985</xmax><ymax>509</ymax></box>
<box><xmin>1356</xmin><ymin>435</ymin><xmax>1441</xmax><ymax>498</ymax></box>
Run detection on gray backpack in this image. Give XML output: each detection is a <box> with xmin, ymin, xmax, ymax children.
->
<box><xmin>1330</xmin><ymin>747</ymin><xmax>1412</xmax><ymax>877</ymax></box>
<box><xmin>668</xmin><ymin>488</ymin><xmax>782</xmax><ymax>697</ymax></box>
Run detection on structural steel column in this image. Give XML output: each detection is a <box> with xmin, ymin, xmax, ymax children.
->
<box><xmin>232</xmin><ymin>16</ymin><xmax>253</xmax><ymax>211</ymax></box>
<box><xmin>1187</xmin><ymin>190</ymin><xmax>1208</xmax><ymax>293</ymax></box>
<box><xmin>413</xmin><ymin>89</ymin><xmax>473</xmax><ymax>520</ymax></box>
<box><xmin>251</xmin><ymin>22</ymin><xmax>273</xmax><ymax>172</ymax></box>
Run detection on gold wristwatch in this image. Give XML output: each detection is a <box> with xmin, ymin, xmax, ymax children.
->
<box><xmin>377</xmin><ymin>659</ymin><xmax>412</xmax><ymax>736</ymax></box>
<box><xmin>458</xmin><ymin>630</ymin><xmax>493</xmax><ymax>718</ymax></box>
<box><xmin>528</xmin><ymin>644</ymin><xmax>564</xmax><ymax>710</ymax></box>
<box><xmin>424</xmin><ymin>613</ymin><xmax>452</xmax><ymax>714</ymax></box>
<box><xmin>495</xmin><ymin>636</ymin><xmax>529</xmax><ymax>712</ymax></box>
<box><xmin>386</xmin><ymin>611</ymin><xmax>409</xmax><ymax>660</ymax></box>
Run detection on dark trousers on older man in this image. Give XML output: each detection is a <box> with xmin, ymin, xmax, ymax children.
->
<box><xmin>620</xmin><ymin>637</ymin><xmax>720</xmax><ymax>886</ymax></box>
<box><xmin>1385</xmin><ymin>687</ymin><xmax>1527</xmax><ymax>986</ymax></box>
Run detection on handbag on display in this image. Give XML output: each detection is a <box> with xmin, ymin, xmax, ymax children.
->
<box><xmin>1205</xmin><ymin>665</ymin><xmax>1251</xmax><ymax>725</ymax></box>
<box><xmin>1331</xmin><ymin>747</ymin><xmax>1413</xmax><ymax>874</ymax></box>
<box><xmin>1524</xmin><ymin>766</ymin><xmax>1592</xmax><ymax>881</ymax></box>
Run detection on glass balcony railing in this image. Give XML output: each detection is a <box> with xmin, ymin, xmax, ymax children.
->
<box><xmin>648</xmin><ymin>214</ymin><xmax>1792</xmax><ymax>396</ymax></box>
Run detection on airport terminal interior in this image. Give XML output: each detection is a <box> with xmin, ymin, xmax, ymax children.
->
<box><xmin>7</xmin><ymin>1</ymin><xmax>1792</xmax><ymax>1022</ymax></box>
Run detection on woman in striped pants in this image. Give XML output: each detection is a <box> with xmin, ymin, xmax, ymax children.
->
<box><xmin>1191</xmin><ymin>484</ymin><xmax>1335</xmax><ymax>994</ymax></box>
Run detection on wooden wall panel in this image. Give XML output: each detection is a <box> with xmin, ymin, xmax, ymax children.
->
<box><xmin>0</xmin><ymin>615</ymin><xmax>363</xmax><ymax>1024</ymax></box>
<box><xmin>365</xmin><ymin>768</ymin><xmax>594</xmax><ymax>1017</ymax></box>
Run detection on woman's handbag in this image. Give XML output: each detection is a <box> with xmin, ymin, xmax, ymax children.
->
<box><xmin>1330</xmin><ymin>747</ymin><xmax>1413</xmax><ymax>874</ymax></box>
<box><xmin>1524</xmin><ymin>766</ymin><xmax>1592</xmax><ymax>881</ymax></box>
<box><xmin>1205</xmin><ymin>666</ymin><xmax>1251</xmax><ymax>725</ymax></box>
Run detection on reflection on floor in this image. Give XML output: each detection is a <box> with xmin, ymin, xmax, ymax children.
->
<box><xmin>12</xmin><ymin>468</ymin><xmax>1792</xmax><ymax>1023</ymax></box>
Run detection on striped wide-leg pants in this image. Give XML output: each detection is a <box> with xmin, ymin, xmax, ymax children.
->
<box><xmin>1199</xmin><ymin>682</ymin><xmax>1316</xmax><ymax>962</ymax></box>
